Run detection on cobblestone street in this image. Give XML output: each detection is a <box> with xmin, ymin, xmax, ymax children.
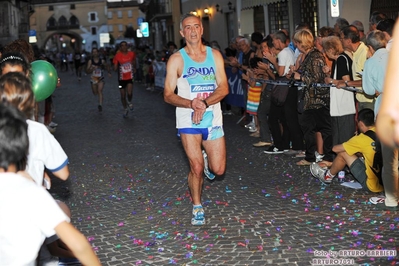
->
<box><xmin>48</xmin><ymin>70</ymin><xmax>399</xmax><ymax>266</ymax></box>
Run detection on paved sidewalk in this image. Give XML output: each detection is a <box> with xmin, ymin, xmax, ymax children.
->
<box><xmin>48</xmin><ymin>70</ymin><xmax>399</xmax><ymax>265</ymax></box>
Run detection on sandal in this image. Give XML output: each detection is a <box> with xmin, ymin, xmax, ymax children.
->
<box><xmin>296</xmin><ymin>159</ymin><xmax>311</xmax><ymax>166</ymax></box>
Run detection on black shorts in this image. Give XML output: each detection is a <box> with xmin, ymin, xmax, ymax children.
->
<box><xmin>118</xmin><ymin>79</ymin><xmax>133</xmax><ymax>89</ymax></box>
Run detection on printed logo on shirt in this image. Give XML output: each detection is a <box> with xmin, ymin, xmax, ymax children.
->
<box><xmin>183</xmin><ymin>66</ymin><xmax>216</xmax><ymax>80</ymax></box>
<box><xmin>191</xmin><ymin>83</ymin><xmax>215</xmax><ymax>99</ymax></box>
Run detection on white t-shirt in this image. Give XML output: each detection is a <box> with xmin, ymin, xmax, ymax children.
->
<box><xmin>0</xmin><ymin>173</ymin><xmax>69</xmax><ymax>266</ymax></box>
<box><xmin>277</xmin><ymin>47</ymin><xmax>295</xmax><ymax>76</ymax></box>
<box><xmin>26</xmin><ymin>120</ymin><xmax>68</xmax><ymax>186</ymax></box>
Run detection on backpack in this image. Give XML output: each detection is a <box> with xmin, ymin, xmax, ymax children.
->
<box><xmin>363</xmin><ymin>130</ymin><xmax>383</xmax><ymax>185</ymax></box>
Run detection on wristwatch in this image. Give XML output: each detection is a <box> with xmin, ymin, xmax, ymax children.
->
<box><xmin>345</xmin><ymin>80</ymin><xmax>349</xmax><ymax>87</ymax></box>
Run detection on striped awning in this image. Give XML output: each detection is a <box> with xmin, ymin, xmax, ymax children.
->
<box><xmin>241</xmin><ymin>0</ymin><xmax>280</xmax><ymax>10</ymax></box>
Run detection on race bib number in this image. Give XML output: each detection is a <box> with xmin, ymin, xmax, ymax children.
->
<box><xmin>121</xmin><ymin>63</ymin><xmax>132</xmax><ymax>73</ymax></box>
<box><xmin>93</xmin><ymin>69</ymin><xmax>102</xmax><ymax>77</ymax></box>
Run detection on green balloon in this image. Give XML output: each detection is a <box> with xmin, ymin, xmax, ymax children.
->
<box><xmin>31</xmin><ymin>60</ymin><xmax>58</xmax><ymax>102</ymax></box>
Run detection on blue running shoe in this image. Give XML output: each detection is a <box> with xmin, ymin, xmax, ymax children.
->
<box><xmin>202</xmin><ymin>150</ymin><xmax>215</xmax><ymax>180</ymax></box>
<box><xmin>128</xmin><ymin>102</ymin><xmax>134</xmax><ymax>111</ymax></box>
<box><xmin>123</xmin><ymin>108</ymin><xmax>129</xmax><ymax>118</ymax></box>
<box><xmin>191</xmin><ymin>205</ymin><xmax>205</xmax><ymax>225</ymax></box>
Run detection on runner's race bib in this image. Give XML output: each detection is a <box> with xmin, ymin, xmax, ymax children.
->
<box><xmin>121</xmin><ymin>63</ymin><xmax>132</xmax><ymax>73</ymax></box>
<box><xmin>93</xmin><ymin>69</ymin><xmax>102</xmax><ymax>77</ymax></box>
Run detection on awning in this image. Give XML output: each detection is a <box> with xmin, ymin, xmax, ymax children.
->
<box><xmin>241</xmin><ymin>0</ymin><xmax>280</xmax><ymax>10</ymax></box>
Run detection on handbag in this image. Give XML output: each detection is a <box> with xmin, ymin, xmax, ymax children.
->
<box><xmin>271</xmin><ymin>77</ymin><xmax>290</xmax><ymax>106</ymax></box>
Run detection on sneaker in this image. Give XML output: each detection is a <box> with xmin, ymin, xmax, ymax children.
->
<box><xmin>310</xmin><ymin>162</ymin><xmax>332</xmax><ymax>184</ymax></box>
<box><xmin>98</xmin><ymin>105</ymin><xmax>102</xmax><ymax>112</ymax></box>
<box><xmin>128</xmin><ymin>102</ymin><xmax>134</xmax><ymax>111</ymax></box>
<box><xmin>315</xmin><ymin>151</ymin><xmax>324</xmax><ymax>162</ymax></box>
<box><xmin>123</xmin><ymin>108</ymin><xmax>129</xmax><ymax>118</ymax></box>
<box><xmin>202</xmin><ymin>150</ymin><xmax>215</xmax><ymax>180</ymax></box>
<box><xmin>369</xmin><ymin>195</ymin><xmax>386</xmax><ymax>204</ymax></box>
<box><xmin>48</xmin><ymin>121</ymin><xmax>58</xmax><ymax>127</ymax></box>
<box><xmin>46</xmin><ymin>125</ymin><xmax>56</xmax><ymax>134</ymax></box>
<box><xmin>253</xmin><ymin>141</ymin><xmax>272</xmax><ymax>147</ymax></box>
<box><xmin>248</xmin><ymin>126</ymin><xmax>257</xmax><ymax>133</ymax></box>
<box><xmin>191</xmin><ymin>206</ymin><xmax>205</xmax><ymax>225</ymax></box>
<box><xmin>245</xmin><ymin>121</ymin><xmax>255</xmax><ymax>129</ymax></box>
<box><xmin>264</xmin><ymin>146</ymin><xmax>285</xmax><ymax>154</ymax></box>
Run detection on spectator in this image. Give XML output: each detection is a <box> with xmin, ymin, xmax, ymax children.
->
<box><xmin>337</xmin><ymin>25</ymin><xmax>372</xmax><ymax>111</ymax></box>
<box><xmin>334</xmin><ymin>17</ymin><xmax>349</xmax><ymax>34</ymax></box>
<box><xmin>322</xmin><ymin>36</ymin><xmax>356</xmax><ymax>146</ymax></box>
<box><xmin>362</xmin><ymin>30</ymin><xmax>396</xmax><ymax>210</ymax></box>
<box><xmin>376</xmin><ymin>18</ymin><xmax>395</xmax><ymax>51</ymax></box>
<box><xmin>310</xmin><ymin>108</ymin><xmax>383</xmax><ymax>193</ymax></box>
<box><xmin>229</xmin><ymin>37</ymin><xmax>255</xmax><ymax>127</ymax></box>
<box><xmin>251</xmin><ymin>32</ymin><xmax>264</xmax><ymax>58</ymax></box>
<box><xmin>291</xmin><ymin>29</ymin><xmax>333</xmax><ymax>166</ymax></box>
<box><xmin>253</xmin><ymin>35</ymin><xmax>276</xmax><ymax>147</ymax></box>
<box><xmin>351</xmin><ymin>20</ymin><xmax>366</xmax><ymax>42</ymax></box>
<box><xmin>0</xmin><ymin>103</ymin><xmax>101</xmax><ymax>266</ymax></box>
<box><xmin>369</xmin><ymin>11</ymin><xmax>387</xmax><ymax>32</ymax></box>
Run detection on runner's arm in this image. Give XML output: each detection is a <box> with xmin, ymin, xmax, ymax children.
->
<box><xmin>86</xmin><ymin>60</ymin><xmax>92</xmax><ymax>74</ymax></box>
<box><xmin>203</xmin><ymin>49</ymin><xmax>229</xmax><ymax>106</ymax></box>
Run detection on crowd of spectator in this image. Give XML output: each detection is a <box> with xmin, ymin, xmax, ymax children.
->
<box><xmin>219</xmin><ymin>12</ymin><xmax>398</xmax><ymax>210</ymax></box>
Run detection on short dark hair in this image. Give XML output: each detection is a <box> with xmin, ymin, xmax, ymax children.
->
<box><xmin>377</xmin><ymin>18</ymin><xmax>395</xmax><ymax>36</ymax></box>
<box><xmin>251</xmin><ymin>32</ymin><xmax>264</xmax><ymax>45</ymax></box>
<box><xmin>261</xmin><ymin>35</ymin><xmax>274</xmax><ymax>49</ymax></box>
<box><xmin>0</xmin><ymin>103</ymin><xmax>28</xmax><ymax>171</ymax></box>
<box><xmin>358</xmin><ymin>108</ymin><xmax>375</xmax><ymax>127</ymax></box>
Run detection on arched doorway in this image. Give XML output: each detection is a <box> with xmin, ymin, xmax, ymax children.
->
<box><xmin>42</xmin><ymin>32</ymin><xmax>82</xmax><ymax>53</ymax></box>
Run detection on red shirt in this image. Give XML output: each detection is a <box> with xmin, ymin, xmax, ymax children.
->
<box><xmin>113</xmin><ymin>51</ymin><xmax>136</xmax><ymax>80</ymax></box>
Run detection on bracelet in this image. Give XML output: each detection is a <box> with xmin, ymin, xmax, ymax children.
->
<box><xmin>345</xmin><ymin>80</ymin><xmax>349</xmax><ymax>86</ymax></box>
<box><xmin>202</xmin><ymin>99</ymin><xmax>209</xmax><ymax>108</ymax></box>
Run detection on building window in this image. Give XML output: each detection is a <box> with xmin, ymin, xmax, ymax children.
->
<box><xmin>70</xmin><ymin>4</ymin><xmax>75</xmax><ymax>9</ymax></box>
<box><xmin>47</xmin><ymin>16</ymin><xmax>56</xmax><ymax>27</ymax></box>
<box><xmin>253</xmin><ymin>6</ymin><xmax>265</xmax><ymax>35</ymax></box>
<box><xmin>117</xmin><ymin>11</ymin><xmax>122</xmax><ymax>18</ymax></box>
<box><xmin>58</xmin><ymin>16</ymin><xmax>67</xmax><ymax>26</ymax></box>
<box><xmin>91</xmin><ymin>27</ymin><xmax>97</xmax><ymax>35</ymax></box>
<box><xmin>300</xmin><ymin>0</ymin><xmax>319</xmax><ymax>35</ymax></box>
<box><xmin>49</xmin><ymin>5</ymin><xmax>53</xmax><ymax>11</ymax></box>
<box><xmin>118</xmin><ymin>24</ymin><xmax>123</xmax><ymax>32</ymax></box>
<box><xmin>127</xmin><ymin>10</ymin><xmax>132</xmax><ymax>18</ymax></box>
<box><xmin>268</xmin><ymin>1</ymin><xmax>289</xmax><ymax>34</ymax></box>
<box><xmin>108</xmin><ymin>25</ymin><xmax>113</xmax><ymax>32</ymax></box>
<box><xmin>108</xmin><ymin>11</ymin><xmax>112</xmax><ymax>19</ymax></box>
<box><xmin>89</xmin><ymin>12</ymin><xmax>98</xmax><ymax>22</ymax></box>
<box><xmin>70</xmin><ymin>15</ymin><xmax>79</xmax><ymax>26</ymax></box>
